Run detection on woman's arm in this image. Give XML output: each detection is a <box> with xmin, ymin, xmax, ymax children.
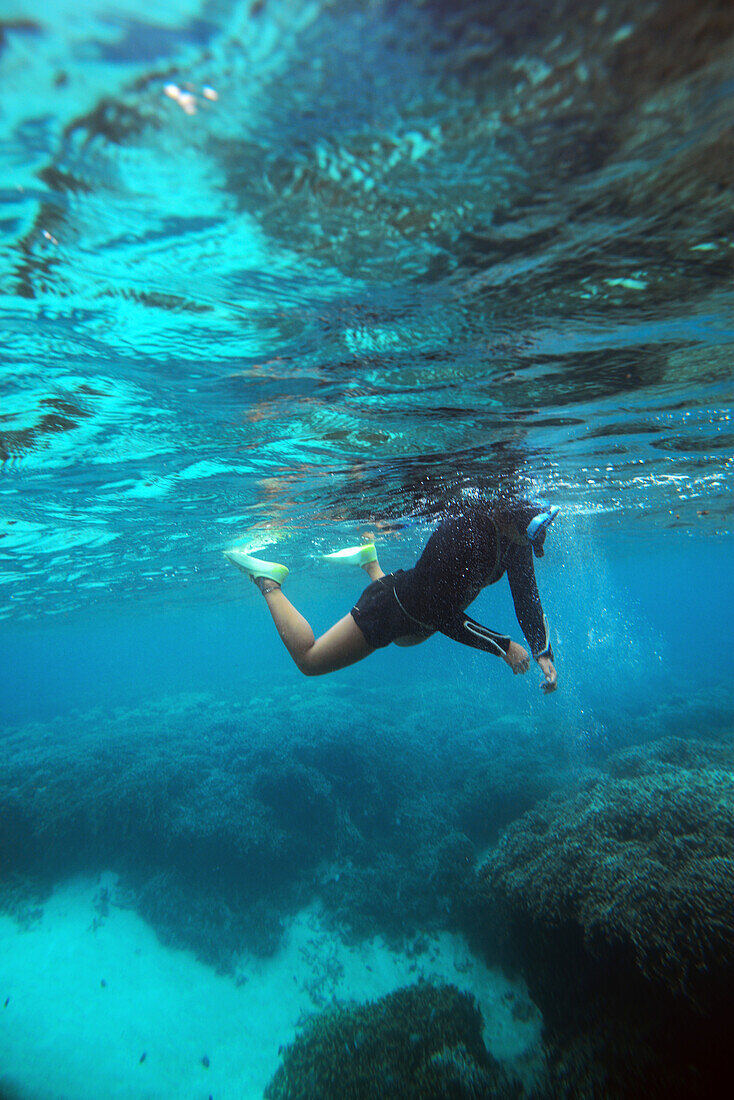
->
<box><xmin>506</xmin><ymin>544</ymin><xmax>558</xmax><ymax>692</ymax></box>
<box><xmin>437</xmin><ymin>610</ymin><xmax>512</xmax><ymax>657</ymax></box>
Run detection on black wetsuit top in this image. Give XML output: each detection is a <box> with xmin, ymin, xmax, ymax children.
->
<box><xmin>392</xmin><ymin>510</ymin><xmax>553</xmax><ymax>660</ymax></box>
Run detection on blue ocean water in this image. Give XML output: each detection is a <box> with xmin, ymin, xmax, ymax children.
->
<box><xmin>1</xmin><ymin>1</ymin><xmax>734</xmax><ymax>1097</ymax></box>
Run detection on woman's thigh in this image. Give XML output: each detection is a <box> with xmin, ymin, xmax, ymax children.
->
<box><xmin>300</xmin><ymin>613</ymin><xmax>374</xmax><ymax>675</ymax></box>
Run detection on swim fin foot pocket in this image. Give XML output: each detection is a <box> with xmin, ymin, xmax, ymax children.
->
<box><xmin>322</xmin><ymin>542</ymin><xmax>377</xmax><ymax>566</ymax></box>
<box><xmin>224</xmin><ymin>549</ymin><xmax>289</xmax><ymax>584</ymax></box>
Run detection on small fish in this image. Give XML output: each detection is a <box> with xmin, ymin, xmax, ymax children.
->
<box><xmin>3</xmin><ymin>997</ymin><xmax>9</xmax><ymax>1008</ymax></box>
<box><xmin>201</xmin><ymin>1055</ymin><xmax>210</xmax><ymax>1069</ymax></box>
<box><xmin>139</xmin><ymin>1052</ymin><xmax>147</xmax><ymax>1064</ymax></box>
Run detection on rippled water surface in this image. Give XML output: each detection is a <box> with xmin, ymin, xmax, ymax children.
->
<box><xmin>1</xmin><ymin>0</ymin><xmax>733</xmax><ymax>617</ymax></box>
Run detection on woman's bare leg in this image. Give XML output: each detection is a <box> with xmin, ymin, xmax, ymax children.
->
<box><xmin>245</xmin><ymin>547</ymin><xmax>387</xmax><ymax>676</ymax></box>
<box><xmin>257</xmin><ymin>581</ymin><xmax>373</xmax><ymax>675</ymax></box>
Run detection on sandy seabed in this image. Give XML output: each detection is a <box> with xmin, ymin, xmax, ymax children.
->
<box><xmin>0</xmin><ymin>876</ymin><xmax>542</xmax><ymax>1099</ymax></box>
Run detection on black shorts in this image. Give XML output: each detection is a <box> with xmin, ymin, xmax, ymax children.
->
<box><xmin>350</xmin><ymin>572</ymin><xmax>433</xmax><ymax>649</ymax></box>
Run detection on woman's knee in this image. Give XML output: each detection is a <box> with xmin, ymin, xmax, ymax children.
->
<box><xmin>291</xmin><ymin>616</ymin><xmax>373</xmax><ymax>676</ymax></box>
<box><xmin>294</xmin><ymin>649</ymin><xmax>324</xmax><ymax>676</ymax></box>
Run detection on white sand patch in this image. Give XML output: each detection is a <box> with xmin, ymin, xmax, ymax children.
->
<box><xmin>0</xmin><ymin>875</ymin><xmax>543</xmax><ymax>1099</ymax></box>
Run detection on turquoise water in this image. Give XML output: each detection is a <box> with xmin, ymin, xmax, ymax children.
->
<box><xmin>1</xmin><ymin>1</ymin><xmax>734</xmax><ymax>1097</ymax></box>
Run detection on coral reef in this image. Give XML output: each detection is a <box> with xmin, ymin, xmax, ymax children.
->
<box><xmin>480</xmin><ymin>735</ymin><xmax>734</xmax><ymax>1007</ymax></box>
<box><xmin>0</xmin><ymin>685</ymin><xmax>571</xmax><ymax>968</ymax></box>
<box><xmin>476</xmin><ymin>735</ymin><xmax>734</xmax><ymax>1097</ymax></box>
<box><xmin>264</xmin><ymin>982</ymin><xmax>518</xmax><ymax>1100</ymax></box>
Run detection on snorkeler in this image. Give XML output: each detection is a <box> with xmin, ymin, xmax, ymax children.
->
<box><xmin>225</xmin><ymin>500</ymin><xmax>559</xmax><ymax>693</ymax></box>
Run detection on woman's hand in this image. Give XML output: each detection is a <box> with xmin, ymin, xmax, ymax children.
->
<box><xmin>503</xmin><ymin>641</ymin><xmax>530</xmax><ymax>674</ymax></box>
<box><xmin>537</xmin><ymin>655</ymin><xmax>558</xmax><ymax>693</ymax></box>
